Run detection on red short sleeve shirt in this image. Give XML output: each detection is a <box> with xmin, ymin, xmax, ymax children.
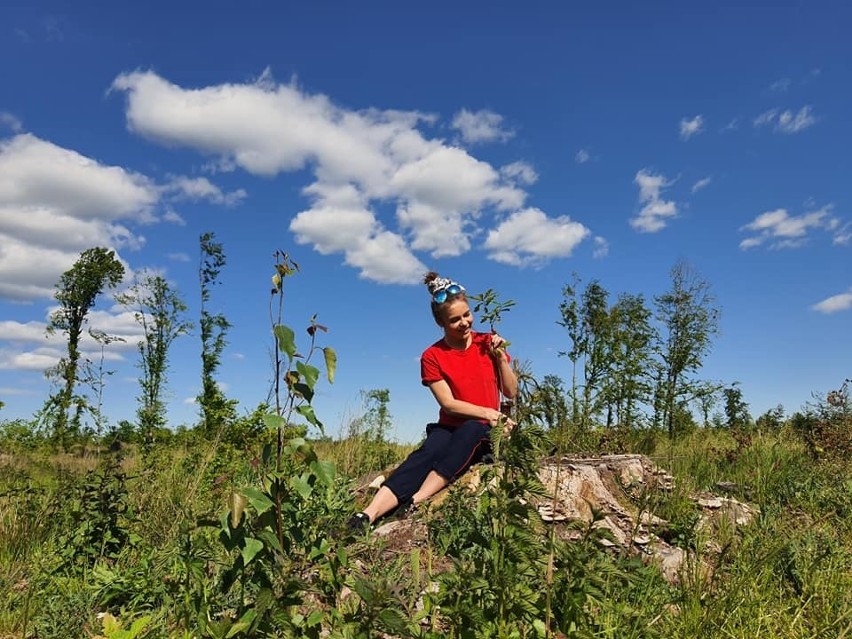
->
<box><xmin>420</xmin><ymin>332</ymin><xmax>507</xmax><ymax>427</ymax></box>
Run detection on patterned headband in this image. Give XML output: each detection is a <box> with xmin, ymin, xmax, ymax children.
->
<box><xmin>427</xmin><ymin>277</ymin><xmax>465</xmax><ymax>303</ymax></box>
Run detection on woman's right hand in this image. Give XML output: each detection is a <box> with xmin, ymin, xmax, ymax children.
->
<box><xmin>485</xmin><ymin>408</ymin><xmax>515</xmax><ymax>434</ymax></box>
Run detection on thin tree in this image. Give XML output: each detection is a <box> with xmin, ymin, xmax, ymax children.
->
<box><xmin>118</xmin><ymin>273</ymin><xmax>193</xmax><ymax>443</ymax></box>
<box><xmin>653</xmin><ymin>259</ymin><xmax>720</xmax><ymax>437</ymax></box>
<box><xmin>607</xmin><ymin>293</ymin><xmax>654</xmax><ymax>428</ymax></box>
<box><xmin>46</xmin><ymin>247</ymin><xmax>125</xmax><ymax>447</ymax></box>
<box><xmin>197</xmin><ymin>232</ymin><xmax>236</xmax><ymax>434</ymax></box>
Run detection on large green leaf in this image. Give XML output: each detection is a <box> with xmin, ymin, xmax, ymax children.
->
<box><xmin>273</xmin><ymin>324</ymin><xmax>297</xmax><ymax>360</ymax></box>
<box><xmin>296</xmin><ymin>361</ymin><xmax>320</xmax><ymax>390</ymax></box>
<box><xmin>241</xmin><ymin>537</ymin><xmax>264</xmax><ymax>567</ymax></box>
<box><xmin>295</xmin><ymin>404</ymin><xmax>321</xmax><ymax>428</ymax></box>
<box><xmin>263</xmin><ymin>413</ymin><xmax>287</xmax><ymax>430</ymax></box>
<box><xmin>310</xmin><ymin>459</ymin><xmax>336</xmax><ymax>486</ymax></box>
<box><xmin>242</xmin><ymin>487</ymin><xmax>274</xmax><ymax>515</ymax></box>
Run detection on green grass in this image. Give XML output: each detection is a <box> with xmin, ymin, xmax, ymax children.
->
<box><xmin>0</xmin><ymin>426</ymin><xmax>850</xmax><ymax>638</ymax></box>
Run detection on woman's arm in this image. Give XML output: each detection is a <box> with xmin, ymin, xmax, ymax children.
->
<box><xmin>489</xmin><ymin>334</ymin><xmax>518</xmax><ymax>399</ymax></box>
<box><xmin>427</xmin><ymin>379</ymin><xmax>507</xmax><ymax>428</ymax></box>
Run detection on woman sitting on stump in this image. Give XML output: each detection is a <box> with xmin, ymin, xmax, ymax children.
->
<box><xmin>346</xmin><ymin>271</ymin><xmax>517</xmax><ymax>532</ymax></box>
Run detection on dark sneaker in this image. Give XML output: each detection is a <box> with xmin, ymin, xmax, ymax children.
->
<box><xmin>345</xmin><ymin>511</ymin><xmax>371</xmax><ymax>533</ymax></box>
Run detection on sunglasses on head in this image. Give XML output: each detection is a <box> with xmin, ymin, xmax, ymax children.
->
<box><xmin>432</xmin><ymin>284</ymin><xmax>464</xmax><ymax>304</ymax></box>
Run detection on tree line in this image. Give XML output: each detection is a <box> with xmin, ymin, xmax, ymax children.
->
<box><xmin>27</xmin><ymin>240</ymin><xmax>749</xmax><ymax>449</ymax></box>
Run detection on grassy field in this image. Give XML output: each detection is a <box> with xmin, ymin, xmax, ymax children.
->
<box><xmin>1</xmin><ymin>421</ymin><xmax>850</xmax><ymax>638</ymax></box>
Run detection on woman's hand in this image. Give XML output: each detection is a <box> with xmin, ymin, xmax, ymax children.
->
<box><xmin>489</xmin><ymin>332</ymin><xmax>510</xmax><ymax>362</ymax></box>
<box><xmin>485</xmin><ymin>408</ymin><xmax>515</xmax><ymax>434</ymax></box>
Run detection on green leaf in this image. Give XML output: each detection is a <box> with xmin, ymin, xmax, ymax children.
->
<box><xmin>310</xmin><ymin>459</ymin><xmax>336</xmax><ymax>486</ymax></box>
<box><xmin>225</xmin><ymin>609</ymin><xmax>258</xmax><ymax>638</ymax></box>
<box><xmin>263</xmin><ymin>413</ymin><xmax>287</xmax><ymax>430</ymax></box>
<box><xmin>242</xmin><ymin>487</ymin><xmax>274</xmax><ymax>515</ymax></box>
<box><xmin>241</xmin><ymin>537</ymin><xmax>264</xmax><ymax>566</ymax></box>
<box><xmin>290</xmin><ymin>474</ymin><xmax>313</xmax><ymax>499</ymax></box>
<box><xmin>295</xmin><ymin>404</ymin><xmax>321</xmax><ymax>428</ymax></box>
<box><xmin>273</xmin><ymin>324</ymin><xmax>297</xmax><ymax>360</ymax></box>
<box><xmin>128</xmin><ymin>615</ymin><xmax>152</xmax><ymax>638</ymax></box>
<box><xmin>293</xmin><ymin>382</ymin><xmax>314</xmax><ymax>402</ymax></box>
<box><xmin>296</xmin><ymin>361</ymin><xmax>320</xmax><ymax>390</ymax></box>
<box><xmin>323</xmin><ymin>347</ymin><xmax>337</xmax><ymax>383</ymax></box>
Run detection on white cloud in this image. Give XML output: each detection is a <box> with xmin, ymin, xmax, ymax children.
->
<box><xmin>575</xmin><ymin>149</ymin><xmax>591</xmax><ymax>164</ymax></box>
<box><xmin>0</xmin><ymin>309</ymin><xmax>140</xmax><ymax>373</ymax></box>
<box><xmin>168</xmin><ymin>252</ymin><xmax>191</xmax><ymax>262</ymax></box>
<box><xmin>833</xmin><ymin>222</ymin><xmax>852</xmax><ymax>246</ymax></box>
<box><xmin>592</xmin><ymin>236</ymin><xmax>609</xmax><ymax>259</ymax></box>
<box><xmin>0</xmin><ymin>112</ymin><xmax>23</xmax><ymax>133</ymax></box>
<box><xmin>679</xmin><ymin>115</ymin><xmax>704</xmax><ymax>140</ymax></box>
<box><xmin>739</xmin><ymin>205</ymin><xmax>840</xmax><ymax>249</ymax></box>
<box><xmin>691</xmin><ymin>176</ymin><xmax>712</xmax><ymax>193</ymax></box>
<box><xmin>165</xmin><ymin>176</ymin><xmax>246</xmax><ymax>206</ymax></box>
<box><xmin>162</xmin><ymin>208</ymin><xmax>186</xmax><ymax>225</ymax></box>
<box><xmin>451</xmin><ymin>109</ymin><xmax>514</xmax><ymax>145</ymax></box>
<box><xmin>753</xmin><ymin>106</ymin><xmax>817</xmax><ymax>134</ymax></box>
<box><xmin>500</xmin><ymin>161</ymin><xmax>537</xmax><ymax>185</ymax></box>
<box><xmin>0</xmin><ymin>133</ymin><xmax>159</xmax><ymax>300</ymax></box>
<box><xmin>812</xmin><ymin>288</ymin><xmax>852</xmax><ymax>314</ymax></box>
<box><xmin>112</xmin><ymin>70</ymin><xmax>572</xmax><ymax>282</ymax></box>
<box><xmin>630</xmin><ymin>170</ymin><xmax>678</xmax><ymax>233</ymax></box>
<box><xmin>484</xmin><ymin>208</ymin><xmax>590</xmax><ymax>267</ymax></box>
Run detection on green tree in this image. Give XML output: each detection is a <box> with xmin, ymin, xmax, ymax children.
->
<box><xmin>558</xmin><ymin>277</ymin><xmax>613</xmax><ymax>429</ymax></box>
<box><xmin>119</xmin><ymin>273</ymin><xmax>193</xmax><ymax>443</ymax></box>
<box><xmin>606</xmin><ymin>292</ymin><xmax>654</xmax><ymax>428</ymax></box>
<box><xmin>723</xmin><ymin>383</ymin><xmax>751</xmax><ymax>430</ymax></box>
<box><xmin>46</xmin><ymin>247</ymin><xmax>125</xmax><ymax>446</ymax></box>
<box><xmin>653</xmin><ymin>259</ymin><xmax>720</xmax><ymax>437</ymax></box>
<box><xmin>197</xmin><ymin>232</ymin><xmax>237</xmax><ymax>434</ymax></box>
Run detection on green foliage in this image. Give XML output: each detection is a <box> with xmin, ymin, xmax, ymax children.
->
<box><xmin>198</xmin><ymin>232</ymin><xmax>238</xmax><ymax>435</ymax></box>
<box><xmin>790</xmin><ymin>378</ymin><xmax>852</xmax><ymax>461</ymax></box>
<box><xmin>653</xmin><ymin>260</ymin><xmax>720</xmax><ymax>437</ymax></box>
<box><xmin>118</xmin><ymin>273</ymin><xmax>193</xmax><ymax>444</ymax></box>
<box><xmin>212</xmin><ymin>436</ymin><xmax>350</xmax><ymax>637</ymax></box>
<box><xmin>340</xmin><ymin>388</ymin><xmax>400</xmax><ymax>476</ymax></box>
<box><xmin>56</xmin><ymin>453</ymin><xmax>138</xmax><ymax>569</ymax></box>
<box><xmin>46</xmin><ymin>246</ymin><xmax>126</xmax><ymax>448</ymax></box>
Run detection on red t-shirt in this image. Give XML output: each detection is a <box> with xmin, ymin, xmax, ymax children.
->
<box><xmin>420</xmin><ymin>332</ymin><xmax>508</xmax><ymax>427</ymax></box>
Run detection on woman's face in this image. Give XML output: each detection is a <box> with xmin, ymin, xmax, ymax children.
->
<box><xmin>439</xmin><ymin>298</ymin><xmax>474</xmax><ymax>341</ymax></box>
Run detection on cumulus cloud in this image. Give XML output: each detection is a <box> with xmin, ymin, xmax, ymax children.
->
<box><xmin>484</xmin><ymin>208</ymin><xmax>590</xmax><ymax>267</ymax></box>
<box><xmin>691</xmin><ymin>176</ymin><xmax>712</xmax><ymax>193</ymax></box>
<box><xmin>679</xmin><ymin>115</ymin><xmax>704</xmax><ymax>140</ymax></box>
<box><xmin>0</xmin><ymin>310</ymin><xmax>140</xmax><ymax>373</ymax></box>
<box><xmin>165</xmin><ymin>176</ymin><xmax>246</xmax><ymax>206</ymax></box>
<box><xmin>0</xmin><ymin>133</ymin><xmax>159</xmax><ymax>300</ymax></box>
<box><xmin>811</xmin><ymin>288</ymin><xmax>852</xmax><ymax>314</ymax></box>
<box><xmin>451</xmin><ymin>109</ymin><xmax>514</xmax><ymax>145</ymax></box>
<box><xmin>500</xmin><ymin>161</ymin><xmax>537</xmax><ymax>185</ymax></box>
<box><xmin>0</xmin><ymin>112</ymin><xmax>23</xmax><ymax>133</ymax></box>
<box><xmin>630</xmin><ymin>170</ymin><xmax>678</xmax><ymax>233</ymax></box>
<box><xmin>753</xmin><ymin>106</ymin><xmax>817</xmax><ymax>134</ymax></box>
<box><xmin>739</xmin><ymin>204</ymin><xmax>840</xmax><ymax>250</ymax></box>
<box><xmin>111</xmin><ymin>70</ymin><xmax>584</xmax><ymax>281</ymax></box>
<box><xmin>592</xmin><ymin>236</ymin><xmax>609</xmax><ymax>259</ymax></box>
<box><xmin>575</xmin><ymin>149</ymin><xmax>591</xmax><ymax>164</ymax></box>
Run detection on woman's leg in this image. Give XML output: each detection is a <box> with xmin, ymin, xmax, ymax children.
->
<box><xmin>362</xmin><ymin>424</ymin><xmax>453</xmax><ymax>521</ymax></box>
<box><xmin>431</xmin><ymin>420</ymin><xmax>491</xmax><ymax>483</ymax></box>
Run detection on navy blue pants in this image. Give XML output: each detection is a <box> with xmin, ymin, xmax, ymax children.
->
<box><xmin>382</xmin><ymin>420</ymin><xmax>492</xmax><ymax>505</ymax></box>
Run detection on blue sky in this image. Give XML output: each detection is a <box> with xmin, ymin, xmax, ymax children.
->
<box><xmin>0</xmin><ymin>1</ymin><xmax>849</xmax><ymax>443</ymax></box>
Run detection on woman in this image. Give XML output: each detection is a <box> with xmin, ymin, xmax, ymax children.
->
<box><xmin>346</xmin><ymin>271</ymin><xmax>518</xmax><ymax>532</ymax></box>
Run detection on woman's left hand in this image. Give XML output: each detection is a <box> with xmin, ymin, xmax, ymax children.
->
<box><xmin>489</xmin><ymin>332</ymin><xmax>509</xmax><ymax>361</ymax></box>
